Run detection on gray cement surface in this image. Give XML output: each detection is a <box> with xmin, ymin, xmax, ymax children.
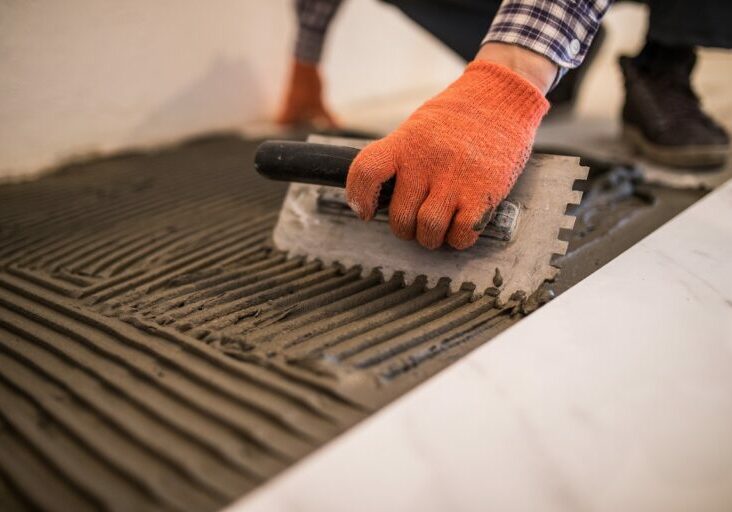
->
<box><xmin>0</xmin><ymin>135</ymin><xmax>705</xmax><ymax>511</ymax></box>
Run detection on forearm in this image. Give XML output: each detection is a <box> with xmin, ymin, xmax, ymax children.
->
<box><xmin>480</xmin><ymin>0</ymin><xmax>614</xmax><ymax>89</ymax></box>
<box><xmin>476</xmin><ymin>43</ymin><xmax>557</xmax><ymax>95</ymax></box>
<box><xmin>294</xmin><ymin>0</ymin><xmax>344</xmax><ymax>64</ymax></box>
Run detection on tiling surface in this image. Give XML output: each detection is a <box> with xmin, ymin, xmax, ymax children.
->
<box><xmin>0</xmin><ymin>136</ymin><xmax>532</xmax><ymax>511</ymax></box>
<box><xmin>235</xmin><ymin>179</ymin><xmax>732</xmax><ymax>512</ymax></box>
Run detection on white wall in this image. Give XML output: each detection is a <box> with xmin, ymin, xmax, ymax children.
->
<box><xmin>5</xmin><ymin>1</ymin><xmax>727</xmax><ymax>182</ymax></box>
<box><xmin>0</xmin><ymin>0</ymin><xmax>460</xmax><ymax>181</ymax></box>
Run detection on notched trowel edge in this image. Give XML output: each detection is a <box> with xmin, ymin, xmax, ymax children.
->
<box><xmin>269</xmin><ymin>135</ymin><xmax>588</xmax><ymax>301</ymax></box>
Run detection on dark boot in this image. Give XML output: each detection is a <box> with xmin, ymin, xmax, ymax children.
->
<box><xmin>619</xmin><ymin>43</ymin><xmax>729</xmax><ymax>168</ymax></box>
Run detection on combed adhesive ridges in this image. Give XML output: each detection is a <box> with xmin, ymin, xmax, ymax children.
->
<box><xmin>0</xmin><ymin>136</ymin><xmax>521</xmax><ymax>511</ymax></box>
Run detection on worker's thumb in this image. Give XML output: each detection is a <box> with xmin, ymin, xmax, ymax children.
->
<box><xmin>346</xmin><ymin>140</ymin><xmax>396</xmax><ymax>221</ymax></box>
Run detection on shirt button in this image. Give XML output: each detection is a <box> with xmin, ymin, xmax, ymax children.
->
<box><xmin>569</xmin><ymin>38</ymin><xmax>581</xmax><ymax>56</ymax></box>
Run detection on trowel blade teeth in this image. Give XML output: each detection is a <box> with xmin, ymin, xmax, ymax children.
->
<box><xmin>560</xmin><ymin>214</ymin><xmax>577</xmax><ymax>231</ymax></box>
<box><xmin>552</xmin><ymin>239</ymin><xmax>570</xmax><ymax>257</ymax></box>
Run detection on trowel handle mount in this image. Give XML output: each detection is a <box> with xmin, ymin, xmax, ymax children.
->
<box><xmin>254</xmin><ymin>140</ymin><xmax>395</xmax><ymax>208</ymax></box>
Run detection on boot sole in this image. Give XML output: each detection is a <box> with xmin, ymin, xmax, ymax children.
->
<box><xmin>622</xmin><ymin>125</ymin><xmax>729</xmax><ymax>168</ymax></box>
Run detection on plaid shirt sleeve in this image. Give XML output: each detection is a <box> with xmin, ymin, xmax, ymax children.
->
<box><xmin>294</xmin><ymin>0</ymin><xmax>343</xmax><ymax>63</ymax></box>
<box><xmin>294</xmin><ymin>0</ymin><xmax>612</xmax><ymax>78</ymax></box>
<box><xmin>483</xmin><ymin>0</ymin><xmax>613</xmax><ymax>80</ymax></box>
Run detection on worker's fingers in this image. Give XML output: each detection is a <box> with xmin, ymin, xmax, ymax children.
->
<box><xmin>416</xmin><ymin>192</ymin><xmax>457</xmax><ymax>250</ymax></box>
<box><xmin>446</xmin><ymin>205</ymin><xmax>488</xmax><ymax>250</ymax></box>
<box><xmin>345</xmin><ymin>140</ymin><xmax>396</xmax><ymax>221</ymax></box>
<box><xmin>388</xmin><ymin>170</ymin><xmax>429</xmax><ymax>240</ymax></box>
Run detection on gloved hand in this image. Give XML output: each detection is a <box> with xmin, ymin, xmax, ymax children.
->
<box><xmin>277</xmin><ymin>60</ymin><xmax>339</xmax><ymax>129</ymax></box>
<box><xmin>345</xmin><ymin>61</ymin><xmax>549</xmax><ymax>250</ymax></box>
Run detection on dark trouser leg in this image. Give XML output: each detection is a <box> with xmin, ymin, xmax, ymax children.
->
<box><xmin>381</xmin><ymin>0</ymin><xmax>501</xmax><ymax>62</ymax></box>
<box><xmin>630</xmin><ymin>0</ymin><xmax>732</xmax><ymax>89</ymax></box>
<box><xmin>645</xmin><ymin>0</ymin><xmax>732</xmax><ymax>49</ymax></box>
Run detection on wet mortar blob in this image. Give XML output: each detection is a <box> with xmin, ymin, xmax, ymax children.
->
<box><xmin>0</xmin><ymin>135</ymin><xmax>705</xmax><ymax>511</ymax></box>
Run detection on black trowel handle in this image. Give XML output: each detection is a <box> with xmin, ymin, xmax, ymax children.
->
<box><xmin>254</xmin><ymin>140</ymin><xmax>395</xmax><ymax>208</ymax></box>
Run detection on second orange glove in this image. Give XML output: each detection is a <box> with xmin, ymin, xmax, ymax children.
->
<box><xmin>277</xmin><ymin>60</ymin><xmax>338</xmax><ymax>129</ymax></box>
<box><xmin>345</xmin><ymin>60</ymin><xmax>549</xmax><ymax>250</ymax></box>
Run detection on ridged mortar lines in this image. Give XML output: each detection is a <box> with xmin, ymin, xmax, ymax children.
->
<box><xmin>140</xmin><ymin>251</ymin><xmax>284</xmax><ymax>315</ymax></box>
<box><xmin>0</xmin><ymin>418</ymin><xmax>101</xmax><ymax>512</ymax></box>
<box><xmin>0</xmin><ymin>137</ymin><xmax>547</xmax><ymax>511</ymax></box>
<box><xmin>0</xmin><ymin>329</ymin><xmax>256</xmax><ymax>500</ymax></box>
<box><xmin>0</xmin><ymin>298</ymin><xmax>300</xmax><ymax>466</ymax></box>
<box><xmin>256</xmin><ymin>277</ymin><xmax>429</xmax><ymax>352</ymax></box>
<box><xmin>133</xmin><ymin>248</ymin><xmax>277</xmax><ymax>312</ymax></box>
<box><xmin>168</xmin><ymin>260</ymin><xmax>328</xmax><ymax>329</ymax></box>
<box><xmin>80</xmin><ymin>228</ymin><xmax>183</xmax><ymax>276</ymax></box>
<box><xmin>285</xmin><ymin>281</ymin><xmax>456</xmax><ymax>359</ymax></box>
<box><xmin>0</xmin><ymin>278</ymin><xmax>336</xmax><ymax>449</ymax></box>
<box><xmin>85</xmin><ymin>222</ymin><xmax>275</xmax><ymax>303</ymax></box>
<box><xmin>4</xmin><ymin>158</ymin><xmax>252</xmax><ymax>234</ymax></box>
<box><xmin>0</xmin><ymin>380</ymin><xmax>160</xmax><ymax>512</ymax></box>
<box><xmin>0</xmin><ymin>356</ymin><xmax>223</xmax><ymax>512</ymax></box>
<box><xmin>367</xmin><ymin>306</ymin><xmax>515</xmax><ymax>376</ymax></box>
<box><xmin>1</xmin><ymin>176</ymin><xmax>279</xmax><ymax>270</ymax></box>
<box><xmin>205</xmin><ymin>267</ymin><xmax>366</xmax><ymax>336</ymax></box>
<box><xmin>156</xmin><ymin>257</ymin><xmax>314</xmax><ymax>325</ymax></box>
<box><xmin>347</xmin><ymin>296</ymin><xmax>503</xmax><ymax>369</ymax></box>
<box><xmin>332</xmin><ymin>290</ymin><xmax>475</xmax><ymax>359</ymax></box>
<box><xmin>47</xmin><ymin>230</ymin><xmax>147</xmax><ymax>273</ymax></box>
<box><xmin>6</xmin><ymin>265</ymin><xmax>80</xmax><ymax>297</ymax></box>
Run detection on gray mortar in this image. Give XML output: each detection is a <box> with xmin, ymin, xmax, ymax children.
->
<box><xmin>0</xmin><ymin>135</ymin><xmax>705</xmax><ymax>512</ymax></box>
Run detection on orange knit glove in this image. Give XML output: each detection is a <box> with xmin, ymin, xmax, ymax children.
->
<box><xmin>345</xmin><ymin>61</ymin><xmax>549</xmax><ymax>250</ymax></box>
<box><xmin>277</xmin><ymin>60</ymin><xmax>338</xmax><ymax>129</ymax></box>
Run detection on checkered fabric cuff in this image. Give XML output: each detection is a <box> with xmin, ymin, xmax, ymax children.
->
<box><xmin>294</xmin><ymin>0</ymin><xmax>343</xmax><ymax>63</ymax></box>
<box><xmin>483</xmin><ymin>0</ymin><xmax>612</xmax><ymax>79</ymax></box>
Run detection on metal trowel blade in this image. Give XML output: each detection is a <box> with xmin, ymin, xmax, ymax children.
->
<box><xmin>270</xmin><ymin>135</ymin><xmax>588</xmax><ymax>299</ymax></box>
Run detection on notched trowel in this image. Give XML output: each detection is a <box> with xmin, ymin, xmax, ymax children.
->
<box><xmin>255</xmin><ymin>135</ymin><xmax>588</xmax><ymax>300</ymax></box>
